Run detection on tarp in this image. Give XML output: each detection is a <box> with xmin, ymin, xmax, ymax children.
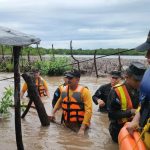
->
<box><xmin>0</xmin><ymin>26</ymin><xmax>40</xmax><ymax>46</ymax></box>
<box><xmin>135</xmin><ymin>31</ymin><xmax>150</xmax><ymax>51</ymax></box>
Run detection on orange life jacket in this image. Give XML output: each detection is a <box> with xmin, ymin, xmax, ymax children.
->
<box><xmin>61</xmin><ymin>85</ymin><xmax>85</xmax><ymax>123</ymax></box>
<box><xmin>114</xmin><ymin>84</ymin><xmax>133</xmax><ymax>124</ymax></box>
<box><xmin>36</xmin><ymin>77</ymin><xmax>47</xmax><ymax>97</ymax></box>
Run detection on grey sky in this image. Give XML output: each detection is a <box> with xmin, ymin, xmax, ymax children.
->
<box><xmin>0</xmin><ymin>0</ymin><xmax>150</xmax><ymax>49</ymax></box>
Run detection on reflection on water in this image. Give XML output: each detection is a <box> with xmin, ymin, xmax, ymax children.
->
<box><xmin>0</xmin><ymin>73</ymin><xmax>118</xmax><ymax>150</ymax></box>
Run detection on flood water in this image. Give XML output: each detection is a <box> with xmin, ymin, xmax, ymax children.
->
<box><xmin>0</xmin><ymin>73</ymin><xmax>118</xmax><ymax>150</ymax></box>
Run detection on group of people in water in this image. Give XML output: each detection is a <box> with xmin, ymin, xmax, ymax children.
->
<box><xmin>20</xmin><ymin>41</ymin><xmax>150</xmax><ymax>149</ymax></box>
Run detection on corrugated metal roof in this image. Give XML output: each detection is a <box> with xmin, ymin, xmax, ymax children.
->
<box><xmin>0</xmin><ymin>26</ymin><xmax>41</xmax><ymax>46</ymax></box>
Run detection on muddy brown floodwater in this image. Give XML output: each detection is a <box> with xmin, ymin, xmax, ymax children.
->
<box><xmin>0</xmin><ymin>73</ymin><xmax>118</xmax><ymax>150</ymax></box>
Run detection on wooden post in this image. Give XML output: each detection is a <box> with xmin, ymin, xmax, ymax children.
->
<box><xmin>94</xmin><ymin>50</ymin><xmax>98</xmax><ymax>77</ymax></box>
<box><xmin>118</xmin><ymin>49</ymin><xmax>122</xmax><ymax>71</ymax></box>
<box><xmin>21</xmin><ymin>98</ymin><xmax>33</xmax><ymax>118</ymax></box>
<box><xmin>27</xmin><ymin>49</ymin><xmax>31</xmax><ymax>64</ymax></box>
<box><xmin>11</xmin><ymin>47</ymin><xmax>14</xmax><ymax>64</ymax></box>
<box><xmin>13</xmin><ymin>46</ymin><xmax>24</xmax><ymax>150</ymax></box>
<box><xmin>52</xmin><ymin>44</ymin><xmax>55</xmax><ymax>60</ymax></box>
<box><xmin>70</xmin><ymin>40</ymin><xmax>80</xmax><ymax>71</ymax></box>
<box><xmin>21</xmin><ymin>73</ymin><xmax>50</xmax><ymax>126</ymax></box>
<box><xmin>37</xmin><ymin>44</ymin><xmax>42</xmax><ymax>61</ymax></box>
<box><xmin>1</xmin><ymin>45</ymin><xmax>4</xmax><ymax>60</ymax></box>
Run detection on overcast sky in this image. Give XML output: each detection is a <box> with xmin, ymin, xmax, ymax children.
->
<box><xmin>0</xmin><ymin>0</ymin><xmax>150</xmax><ymax>49</ymax></box>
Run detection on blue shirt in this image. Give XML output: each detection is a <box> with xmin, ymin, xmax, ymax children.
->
<box><xmin>140</xmin><ymin>68</ymin><xmax>150</xmax><ymax>102</ymax></box>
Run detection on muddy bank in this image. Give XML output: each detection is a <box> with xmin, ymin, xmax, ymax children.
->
<box><xmin>21</xmin><ymin>55</ymin><xmax>147</xmax><ymax>76</ymax></box>
<box><xmin>0</xmin><ymin>55</ymin><xmax>147</xmax><ymax>77</ymax></box>
<box><xmin>71</xmin><ymin>56</ymin><xmax>147</xmax><ymax>77</ymax></box>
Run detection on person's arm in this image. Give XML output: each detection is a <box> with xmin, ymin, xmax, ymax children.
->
<box><xmin>52</xmin><ymin>87</ymin><xmax>61</xmax><ymax>108</ymax></box>
<box><xmin>51</xmin><ymin>96</ymin><xmax>62</xmax><ymax>118</ymax></box>
<box><xmin>78</xmin><ymin>87</ymin><xmax>92</xmax><ymax>135</ymax></box>
<box><xmin>20</xmin><ymin>83</ymin><xmax>27</xmax><ymax>99</ymax></box>
<box><xmin>43</xmin><ymin>80</ymin><xmax>50</xmax><ymax>98</ymax></box>
<box><xmin>92</xmin><ymin>86</ymin><xmax>103</xmax><ymax>105</ymax></box>
<box><xmin>93</xmin><ymin>84</ymin><xmax>110</xmax><ymax>108</ymax></box>
<box><xmin>107</xmin><ymin>89</ymin><xmax>134</xmax><ymax>120</ymax></box>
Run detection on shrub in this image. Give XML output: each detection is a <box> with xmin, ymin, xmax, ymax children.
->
<box><xmin>48</xmin><ymin>57</ymin><xmax>72</xmax><ymax>76</ymax></box>
<box><xmin>0</xmin><ymin>86</ymin><xmax>13</xmax><ymax>114</ymax></box>
<box><xmin>33</xmin><ymin>57</ymin><xmax>72</xmax><ymax>76</ymax></box>
<box><xmin>6</xmin><ymin>63</ymin><xmax>14</xmax><ymax>72</ymax></box>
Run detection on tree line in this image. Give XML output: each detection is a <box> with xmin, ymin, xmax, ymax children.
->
<box><xmin>0</xmin><ymin>45</ymin><xmax>145</xmax><ymax>56</ymax></box>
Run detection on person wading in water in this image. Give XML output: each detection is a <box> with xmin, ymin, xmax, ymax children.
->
<box><xmin>50</xmin><ymin>69</ymin><xmax>92</xmax><ymax>136</ymax></box>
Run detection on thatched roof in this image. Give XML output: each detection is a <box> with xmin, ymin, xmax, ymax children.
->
<box><xmin>0</xmin><ymin>26</ymin><xmax>40</xmax><ymax>46</ymax></box>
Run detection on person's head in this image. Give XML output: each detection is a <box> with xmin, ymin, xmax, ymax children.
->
<box><xmin>110</xmin><ymin>70</ymin><xmax>122</xmax><ymax>86</ymax></box>
<box><xmin>65</xmin><ymin>69</ymin><xmax>81</xmax><ymax>89</ymax></box>
<box><xmin>125</xmin><ymin>62</ymin><xmax>146</xmax><ymax>89</ymax></box>
<box><xmin>32</xmin><ymin>68</ymin><xmax>40</xmax><ymax>79</ymax></box>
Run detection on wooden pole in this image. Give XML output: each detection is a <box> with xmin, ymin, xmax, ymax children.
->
<box><xmin>21</xmin><ymin>73</ymin><xmax>50</xmax><ymax>126</ymax></box>
<box><xmin>52</xmin><ymin>44</ymin><xmax>55</xmax><ymax>60</ymax></box>
<box><xmin>70</xmin><ymin>40</ymin><xmax>80</xmax><ymax>71</ymax></box>
<box><xmin>1</xmin><ymin>45</ymin><xmax>4</xmax><ymax>60</ymax></box>
<box><xmin>94</xmin><ymin>50</ymin><xmax>98</xmax><ymax>77</ymax></box>
<box><xmin>37</xmin><ymin>44</ymin><xmax>42</xmax><ymax>61</ymax></box>
<box><xmin>13</xmin><ymin>46</ymin><xmax>24</xmax><ymax>150</ymax></box>
<box><xmin>11</xmin><ymin>47</ymin><xmax>14</xmax><ymax>64</ymax></box>
<box><xmin>27</xmin><ymin>49</ymin><xmax>31</xmax><ymax>64</ymax></box>
<box><xmin>21</xmin><ymin>98</ymin><xmax>33</xmax><ymax>118</ymax></box>
<box><xmin>118</xmin><ymin>49</ymin><xmax>122</xmax><ymax>71</ymax></box>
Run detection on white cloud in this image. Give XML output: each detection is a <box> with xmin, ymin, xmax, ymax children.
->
<box><xmin>78</xmin><ymin>28</ymin><xmax>127</xmax><ymax>34</ymax></box>
<box><xmin>0</xmin><ymin>0</ymin><xmax>150</xmax><ymax>49</ymax></box>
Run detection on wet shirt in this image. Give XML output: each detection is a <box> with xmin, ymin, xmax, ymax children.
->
<box><xmin>107</xmin><ymin>82</ymin><xmax>139</xmax><ymax>121</ymax></box>
<box><xmin>54</xmin><ymin>86</ymin><xmax>93</xmax><ymax>126</ymax></box>
<box><xmin>92</xmin><ymin>83</ymin><xmax>111</xmax><ymax>112</ymax></box>
<box><xmin>21</xmin><ymin>77</ymin><xmax>49</xmax><ymax>95</ymax></box>
<box><xmin>139</xmin><ymin>68</ymin><xmax>150</xmax><ymax>127</ymax></box>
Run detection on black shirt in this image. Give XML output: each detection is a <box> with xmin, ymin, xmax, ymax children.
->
<box><xmin>92</xmin><ymin>83</ymin><xmax>112</xmax><ymax>112</ymax></box>
<box><xmin>107</xmin><ymin>82</ymin><xmax>139</xmax><ymax>121</ymax></box>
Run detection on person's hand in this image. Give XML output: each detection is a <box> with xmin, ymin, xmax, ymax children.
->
<box><xmin>130</xmin><ymin>109</ymin><xmax>136</xmax><ymax>115</ymax></box>
<box><xmin>97</xmin><ymin>99</ymin><xmax>105</xmax><ymax>107</ymax></box>
<box><xmin>77</xmin><ymin>124</ymin><xmax>86</xmax><ymax>136</ymax></box>
<box><xmin>126</xmin><ymin>121</ymin><xmax>139</xmax><ymax>135</ymax></box>
<box><xmin>77</xmin><ymin>128</ymin><xmax>85</xmax><ymax>136</ymax></box>
<box><xmin>48</xmin><ymin>115</ymin><xmax>55</xmax><ymax>122</ymax></box>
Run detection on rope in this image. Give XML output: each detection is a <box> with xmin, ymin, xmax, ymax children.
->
<box><xmin>119</xmin><ymin>133</ymin><xmax>131</xmax><ymax>148</ymax></box>
<box><xmin>132</xmin><ymin>130</ymin><xmax>145</xmax><ymax>150</ymax></box>
<box><xmin>60</xmin><ymin>48</ymin><xmax>135</xmax><ymax>68</ymax></box>
<box><xmin>133</xmin><ymin>118</ymin><xmax>150</xmax><ymax>150</ymax></box>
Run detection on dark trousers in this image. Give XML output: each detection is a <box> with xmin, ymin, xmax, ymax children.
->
<box><xmin>109</xmin><ymin>122</ymin><xmax>124</xmax><ymax>143</ymax></box>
